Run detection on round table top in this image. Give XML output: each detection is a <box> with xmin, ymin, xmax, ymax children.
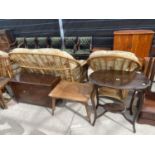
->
<box><xmin>89</xmin><ymin>70</ymin><xmax>151</xmax><ymax>90</ymax></box>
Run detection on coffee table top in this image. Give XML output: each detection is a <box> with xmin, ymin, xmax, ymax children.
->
<box><xmin>0</xmin><ymin>77</ymin><xmax>10</xmax><ymax>89</ymax></box>
<box><xmin>89</xmin><ymin>70</ymin><xmax>150</xmax><ymax>90</ymax></box>
<box><xmin>49</xmin><ymin>80</ymin><xmax>93</xmax><ymax>103</ymax></box>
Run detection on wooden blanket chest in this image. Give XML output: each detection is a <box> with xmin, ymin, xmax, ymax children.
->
<box><xmin>9</xmin><ymin>72</ymin><xmax>60</xmax><ymax>107</ymax></box>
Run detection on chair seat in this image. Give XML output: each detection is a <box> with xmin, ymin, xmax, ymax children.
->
<box><xmin>49</xmin><ymin>80</ymin><xmax>93</xmax><ymax>103</ymax></box>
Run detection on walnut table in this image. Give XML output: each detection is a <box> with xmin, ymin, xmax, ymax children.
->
<box><xmin>89</xmin><ymin>70</ymin><xmax>150</xmax><ymax>133</ymax></box>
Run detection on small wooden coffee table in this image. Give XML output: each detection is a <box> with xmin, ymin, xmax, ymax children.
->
<box><xmin>49</xmin><ymin>80</ymin><xmax>95</xmax><ymax>124</ymax></box>
<box><xmin>0</xmin><ymin>77</ymin><xmax>10</xmax><ymax>109</ymax></box>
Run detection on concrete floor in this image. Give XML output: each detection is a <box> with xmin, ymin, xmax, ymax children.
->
<box><xmin>0</xmin><ymin>93</ymin><xmax>155</xmax><ymax>135</ymax></box>
<box><xmin>0</xmin><ymin>73</ymin><xmax>155</xmax><ymax>135</ymax></box>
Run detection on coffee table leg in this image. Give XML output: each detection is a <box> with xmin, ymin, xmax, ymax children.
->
<box><xmin>51</xmin><ymin>98</ymin><xmax>56</xmax><ymax>115</ymax></box>
<box><xmin>85</xmin><ymin>104</ymin><xmax>91</xmax><ymax>123</ymax></box>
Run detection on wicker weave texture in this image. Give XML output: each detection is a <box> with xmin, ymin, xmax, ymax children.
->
<box><xmin>0</xmin><ymin>57</ymin><xmax>13</xmax><ymax>78</ymax></box>
<box><xmin>9</xmin><ymin>48</ymin><xmax>86</xmax><ymax>82</ymax></box>
<box><xmin>88</xmin><ymin>50</ymin><xmax>142</xmax><ymax>72</ymax></box>
<box><xmin>88</xmin><ymin>50</ymin><xmax>142</xmax><ymax>100</ymax></box>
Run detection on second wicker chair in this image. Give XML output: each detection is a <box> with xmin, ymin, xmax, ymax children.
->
<box><xmin>87</xmin><ymin>50</ymin><xmax>142</xmax><ymax>100</ymax></box>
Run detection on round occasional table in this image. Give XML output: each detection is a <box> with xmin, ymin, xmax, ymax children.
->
<box><xmin>89</xmin><ymin>70</ymin><xmax>151</xmax><ymax>133</ymax></box>
<box><xmin>0</xmin><ymin>77</ymin><xmax>10</xmax><ymax>109</ymax></box>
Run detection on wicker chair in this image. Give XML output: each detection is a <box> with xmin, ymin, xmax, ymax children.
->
<box><xmin>87</xmin><ymin>50</ymin><xmax>142</xmax><ymax>100</ymax></box>
<box><xmin>9</xmin><ymin>48</ymin><xmax>87</xmax><ymax>82</ymax></box>
<box><xmin>0</xmin><ymin>51</ymin><xmax>13</xmax><ymax>78</ymax></box>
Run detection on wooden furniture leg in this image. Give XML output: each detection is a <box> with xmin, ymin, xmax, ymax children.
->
<box><xmin>85</xmin><ymin>104</ymin><xmax>91</xmax><ymax>123</ymax></box>
<box><xmin>51</xmin><ymin>98</ymin><xmax>56</xmax><ymax>115</ymax></box>
<box><xmin>132</xmin><ymin>90</ymin><xmax>145</xmax><ymax>133</ymax></box>
<box><xmin>129</xmin><ymin>90</ymin><xmax>137</xmax><ymax>115</ymax></box>
<box><xmin>90</xmin><ymin>85</ymin><xmax>97</xmax><ymax>126</ymax></box>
